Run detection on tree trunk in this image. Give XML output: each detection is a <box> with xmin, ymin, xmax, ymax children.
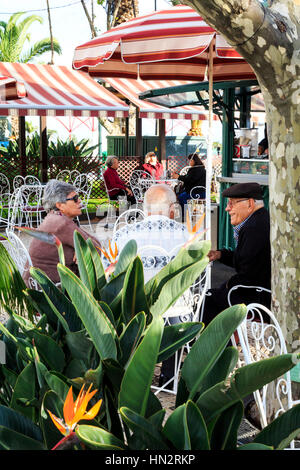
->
<box><xmin>46</xmin><ymin>0</ymin><xmax>54</xmax><ymax>64</ymax></box>
<box><xmin>182</xmin><ymin>0</ymin><xmax>300</xmax><ymax>348</ymax></box>
<box><xmin>81</xmin><ymin>0</ymin><xmax>97</xmax><ymax>38</ymax></box>
<box><xmin>107</xmin><ymin>0</ymin><xmax>139</xmax><ymax>28</ymax></box>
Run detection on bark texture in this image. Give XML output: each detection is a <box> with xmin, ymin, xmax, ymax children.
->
<box><xmin>184</xmin><ymin>0</ymin><xmax>300</xmax><ymax>351</ymax></box>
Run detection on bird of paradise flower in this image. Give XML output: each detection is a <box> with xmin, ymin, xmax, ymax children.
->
<box><xmin>47</xmin><ymin>383</ymin><xmax>102</xmax><ymax>449</ymax></box>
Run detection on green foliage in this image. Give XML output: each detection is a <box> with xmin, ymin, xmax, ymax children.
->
<box><xmin>0</xmin><ymin>12</ymin><xmax>61</xmax><ymax>62</ymax></box>
<box><xmin>47</xmin><ymin>137</ymin><xmax>98</xmax><ymax>158</ymax></box>
<box><xmin>0</xmin><ymin>232</ymin><xmax>299</xmax><ymax>450</ymax></box>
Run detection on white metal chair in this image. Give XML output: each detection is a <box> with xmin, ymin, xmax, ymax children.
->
<box><xmin>56</xmin><ymin>170</ymin><xmax>71</xmax><ymax>182</ymax></box>
<box><xmin>24</xmin><ymin>175</ymin><xmax>41</xmax><ymax>186</ymax></box>
<box><xmin>112</xmin><ymin>208</ymin><xmax>145</xmax><ymax>239</ymax></box>
<box><xmin>10</xmin><ymin>185</ymin><xmax>45</xmax><ymax>228</ymax></box>
<box><xmin>5</xmin><ymin>229</ymin><xmax>38</xmax><ymax>290</ymax></box>
<box><xmin>13</xmin><ymin>175</ymin><xmax>25</xmax><ymax>190</ymax></box>
<box><xmin>234</xmin><ymin>301</ymin><xmax>300</xmax><ymax>448</ymax></box>
<box><xmin>0</xmin><ymin>173</ymin><xmax>10</xmax><ymax>195</ymax></box>
<box><xmin>129</xmin><ymin>169</ymin><xmax>155</xmax><ymax>205</ymax></box>
<box><xmin>73</xmin><ymin>173</ymin><xmax>94</xmax><ymax>230</ymax></box>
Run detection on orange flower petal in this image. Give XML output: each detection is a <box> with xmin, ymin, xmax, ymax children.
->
<box><xmin>47</xmin><ymin>409</ymin><xmax>68</xmax><ymax>436</ymax></box>
<box><xmin>82</xmin><ymin>399</ymin><xmax>102</xmax><ymax>421</ymax></box>
<box><xmin>63</xmin><ymin>386</ymin><xmax>75</xmax><ymax>425</ymax></box>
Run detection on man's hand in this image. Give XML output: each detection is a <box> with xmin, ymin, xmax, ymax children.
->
<box><xmin>126</xmin><ymin>188</ymin><xmax>133</xmax><ymax>196</ymax></box>
<box><xmin>207</xmin><ymin>250</ymin><xmax>221</xmax><ymax>262</ymax></box>
<box><xmin>172</xmin><ymin>171</ymin><xmax>179</xmax><ymax>179</ymax></box>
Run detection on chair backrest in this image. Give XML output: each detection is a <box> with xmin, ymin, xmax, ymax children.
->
<box><xmin>112</xmin><ymin>208</ymin><xmax>145</xmax><ymax>238</ymax></box>
<box><xmin>74</xmin><ymin>174</ymin><xmax>93</xmax><ymax>207</ymax></box>
<box><xmin>24</xmin><ymin>175</ymin><xmax>41</xmax><ymax>186</ymax></box>
<box><xmin>5</xmin><ymin>229</ymin><xmax>32</xmax><ymax>276</ymax></box>
<box><xmin>56</xmin><ymin>170</ymin><xmax>71</xmax><ymax>182</ymax></box>
<box><xmin>235</xmin><ymin>302</ymin><xmax>298</xmax><ymax>430</ymax></box>
<box><xmin>13</xmin><ymin>175</ymin><xmax>25</xmax><ymax>190</ymax></box>
<box><xmin>129</xmin><ymin>170</ymin><xmax>155</xmax><ymax>202</ymax></box>
<box><xmin>0</xmin><ymin>173</ymin><xmax>10</xmax><ymax>194</ymax></box>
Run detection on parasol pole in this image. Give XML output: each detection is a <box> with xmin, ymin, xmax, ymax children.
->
<box><xmin>206</xmin><ymin>38</ymin><xmax>214</xmax><ymax>289</ymax></box>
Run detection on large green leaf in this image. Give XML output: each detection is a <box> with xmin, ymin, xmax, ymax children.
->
<box><xmin>196</xmin><ymin>354</ymin><xmax>299</xmax><ymax>424</ymax></box>
<box><xmin>40</xmin><ymin>390</ymin><xmax>64</xmax><ymax>450</ymax></box>
<box><xmin>65</xmin><ymin>329</ymin><xmax>93</xmax><ymax>363</ymax></box>
<box><xmin>253</xmin><ymin>403</ymin><xmax>300</xmax><ymax>450</ymax></box>
<box><xmin>114</xmin><ymin>239</ymin><xmax>138</xmax><ymax>276</ymax></box>
<box><xmin>57</xmin><ymin>264</ymin><xmax>117</xmax><ymax>361</ymax></box>
<box><xmin>10</xmin><ymin>362</ymin><xmax>36</xmax><ymax>420</ymax></box>
<box><xmin>157</xmin><ymin>322</ymin><xmax>204</xmax><ymax>363</ymax></box>
<box><xmin>76</xmin><ymin>424</ymin><xmax>126</xmax><ymax>450</ymax></box>
<box><xmin>86</xmin><ymin>238</ymin><xmax>106</xmax><ymax>291</ymax></box>
<box><xmin>0</xmin><ymin>426</ymin><xmax>45</xmax><ymax>450</ymax></box>
<box><xmin>29</xmin><ymin>268</ymin><xmax>82</xmax><ymax>332</ymax></box>
<box><xmin>120</xmin><ymin>407</ymin><xmax>169</xmax><ymax>450</ymax></box>
<box><xmin>210</xmin><ymin>401</ymin><xmax>244</xmax><ymax>450</ymax></box>
<box><xmin>26</xmin><ymin>329</ymin><xmax>65</xmax><ymax>372</ymax></box>
<box><xmin>121</xmin><ymin>257</ymin><xmax>150</xmax><ymax>323</ymax></box>
<box><xmin>197</xmin><ymin>347</ymin><xmax>239</xmax><ymax>398</ymax></box>
<box><xmin>119</xmin><ymin>317</ymin><xmax>164</xmax><ymax>417</ymax></box>
<box><xmin>0</xmin><ymin>405</ymin><xmax>42</xmax><ymax>445</ymax></box>
<box><xmin>144</xmin><ymin>240</ymin><xmax>210</xmax><ymax>315</ymax></box>
<box><xmin>162</xmin><ymin>401</ymin><xmax>209</xmax><ymax>450</ymax></box>
<box><xmin>119</xmin><ymin>312</ymin><xmax>146</xmax><ymax>367</ymax></box>
<box><xmin>181</xmin><ymin>305</ymin><xmax>246</xmax><ymax>400</ymax></box>
<box><xmin>74</xmin><ymin>231</ymin><xmax>99</xmax><ymax>297</ymax></box>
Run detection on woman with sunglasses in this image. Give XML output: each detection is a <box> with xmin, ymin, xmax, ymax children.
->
<box><xmin>23</xmin><ymin>179</ymin><xmax>102</xmax><ymax>286</ymax></box>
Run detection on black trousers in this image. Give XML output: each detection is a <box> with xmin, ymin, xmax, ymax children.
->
<box><xmin>202</xmin><ymin>282</ymin><xmax>271</xmax><ymax>328</ymax></box>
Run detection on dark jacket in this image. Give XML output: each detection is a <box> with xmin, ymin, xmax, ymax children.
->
<box><xmin>220</xmin><ymin>207</ymin><xmax>271</xmax><ymax>290</ymax></box>
<box><xmin>178</xmin><ymin>165</ymin><xmax>206</xmax><ymax>193</ymax></box>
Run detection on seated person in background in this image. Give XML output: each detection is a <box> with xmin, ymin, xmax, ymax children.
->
<box><xmin>172</xmin><ymin>153</ymin><xmax>206</xmax><ymax>209</ymax></box>
<box><xmin>103</xmin><ymin>156</ymin><xmax>136</xmax><ymax>205</ymax></box>
<box><xmin>113</xmin><ymin>184</ymin><xmax>189</xmax><ymax>271</ymax></box>
<box><xmin>23</xmin><ymin>180</ymin><xmax>102</xmax><ymax>286</ymax></box>
<box><xmin>142</xmin><ymin>151</ymin><xmax>164</xmax><ymax>180</ymax></box>
<box><xmin>258</xmin><ymin>137</ymin><xmax>269</xmax><ymax>156</ymax></box>
<box><xmin>202</xmin><ymin>182</ymin><xmax>271</xmax><ymax>327</ymax></box>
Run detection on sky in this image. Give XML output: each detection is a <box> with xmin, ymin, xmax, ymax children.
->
<box><xmin>0</xmin><ymin>0</ymin><xmax>172</xmax><ymax>66</ymax></box>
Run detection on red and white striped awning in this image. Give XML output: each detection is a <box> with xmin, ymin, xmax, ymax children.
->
<box><xmin>104</xmin><ymin>77</ymin><xmax>218</xmax><ymax>120</ymax></box>
<box><xmin>73</xmin><ymin>5</ymin><xmax>255</xmax><ymax>82</ymax></box>
<box><xmin>0</xmin><ymin>75</ymin><xmax>26</xmax><ymax>100</ymax></box>
<box><xmin>0</xmin><ymin>62</ymin><xmax>129</xmax><ymax>117</ymax></box>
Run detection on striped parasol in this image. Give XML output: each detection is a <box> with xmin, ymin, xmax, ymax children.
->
<box><xmin>73</xmin><ymin>5</ymin><xmax>255</xmax><ymax>82</ymax></box>
<box><xmin>0</xmin><ymin>75</ymin><xmax>26</xmax><ymax>100</ymax></box>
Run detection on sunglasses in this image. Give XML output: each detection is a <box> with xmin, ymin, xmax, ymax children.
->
<box><xmin>66</xmin><ymin>194</ymin><xmax>79</xmax><ymax>203</ymax></box>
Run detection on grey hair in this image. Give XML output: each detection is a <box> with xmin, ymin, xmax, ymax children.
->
<box><xmin>42</xmin><ymin>179</ymin><xmax>77</xmax><ymax>212</ymax></box>
<box><xmin>144</xmin><ymin>184</ymin><xmax>176</xmax><ymax>217</ymax></box>
<box><xmin>106</xmin><ymin>155</ymin><xmax>118</xmax><ymax>168</ymax></box>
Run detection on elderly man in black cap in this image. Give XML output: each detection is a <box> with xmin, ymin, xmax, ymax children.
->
<box><xmin>202</xmin><ymin>182</ymin><xmax>271</xmax><ymax>326</ymax></box>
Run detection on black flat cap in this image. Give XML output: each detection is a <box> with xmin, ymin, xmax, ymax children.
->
<box><xmin>222</xmin><ymin>182</ymin><xmax>263</xmax><ymax>199</ymax></box>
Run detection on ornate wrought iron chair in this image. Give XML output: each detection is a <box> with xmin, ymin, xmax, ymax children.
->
<box><xmin>73</xmin><ymin>173</ymin><xmax>94</xmax><ymax>231</ymax></box>
<box><xmin>112</xmin><ymin>208</ymin><xmax>145</xmax><ymax>239</ymax></box>
<box><xmin>129</xmin><ymin>169</ymin><xmax>155</xmax><ymax>206</ymax></box>
<box><xmin>233</xmin><ymin>301</ymin><xmax>300</xmax><ymax>447</ymax></box>
<box><xmin>5</xmin><ymin>229</ymin><xmax>39</xmax><ymax>290</ymax></box>
<box><xmin>0</xmin><ymin>173</ymin><xmax>10</xmax><ymax>195</ymax></box>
